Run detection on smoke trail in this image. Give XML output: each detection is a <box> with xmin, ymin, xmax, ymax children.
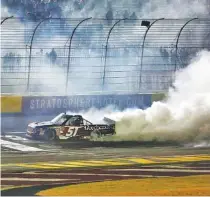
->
<box><xmin>105</xmin><ymin>50</ymin><xmax>210</xmax><ymax>143</ymax></box>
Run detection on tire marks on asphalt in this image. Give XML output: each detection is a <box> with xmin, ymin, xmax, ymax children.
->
<box><xmin>2</xmin><ymin>161</ymin><xmax>210</xmax><ymax>188</ymax></box>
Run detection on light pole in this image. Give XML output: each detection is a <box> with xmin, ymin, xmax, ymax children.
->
<box><xmin>1</xmin><ymin>16</ymin><xmax>13</xmax><ymax>25</ymax></box>
<box><xmin>65</xmin><ymin>17</ymin><xmax>92</xmax><ymax>94</ymax></box>
<box><xmin>102</xmin><ymin>18</ymin><xmax>127</xmax><ymax>90</ymax></box>
<box><xmin>26</xmin><ymin>17</ymin><xmax>53</xmax><ymax>93</ymax></box>
<box><xmin>139</xmin><ymin>18</ymin><xmax>164</xmax><ymax>91</ymax></box>
<box><xmin>174</xmin><ymin>18</ymin><xmax>198</xmax><ymax>72</ymax></box>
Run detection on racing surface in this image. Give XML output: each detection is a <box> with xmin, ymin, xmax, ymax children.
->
<box><xmin>1</xmin><ymin>117</ymin><xmax>210</xmax><ymax>196</ymax></box>
<box><xmin>2</xmin><ymin>130</ymin><xmax>210</xmax><ymax>163</ymax></box>
<box><xmin>2</xmin><ymin>160</ymin><xmax>210</xmax><ymax>196</ymax></box>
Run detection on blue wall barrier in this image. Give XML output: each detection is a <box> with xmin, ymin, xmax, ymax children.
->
<box><xmin>1</xmin><ymin>93</ymin><xmax>166</xmax><ymax>116</ymax></box>
<box><xmin>22</xmin><ymin>94</ymin><xmax>152</xmax><ymax>115</ymax></box>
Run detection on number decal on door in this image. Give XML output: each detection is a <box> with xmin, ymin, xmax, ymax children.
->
<box><xmin>67</xmin><ymin>127</ymin><xmax>79</xmax><ymax>137</ymax></box>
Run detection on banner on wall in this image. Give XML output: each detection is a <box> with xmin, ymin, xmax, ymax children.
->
<box><xmin>1</xmin><ymin>96</ymin><xmax>22</xmax><ymax>113</ymax></box>
<box><xmin>22</xmin><ymin>94</ymin><xmax>152</xmax><ymax>115</ymax></box>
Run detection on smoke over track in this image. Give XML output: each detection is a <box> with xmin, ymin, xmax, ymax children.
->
<box><xmin>103</xmin><ymin>50</ymin><xmax>210</xmax><ymax>143</ymax></box>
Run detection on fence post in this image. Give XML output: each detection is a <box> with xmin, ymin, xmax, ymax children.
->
<box><xmin>65</xmin><ymin>17</ymin><xmax>92</xmax><ymax>94</ymax></box>
<box><xmin>139</xmin><ymin>18</ymin><xmax>164</xmax><ymax>92</ymax></box>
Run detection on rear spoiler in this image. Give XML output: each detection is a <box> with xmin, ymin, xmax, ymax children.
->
<box><xmin>103</xmin><ymin>116</ymin><xmax>116</xmax><ymax>125</ymax></box>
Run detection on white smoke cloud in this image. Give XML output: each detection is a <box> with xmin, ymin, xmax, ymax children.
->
<box><xmin>61</xmin><ymin>0</ymin><xmax>209</xmax><ymax>19</ymax></box>
<box><xmin>1</xmin><ymin>6</ymin><xmax>10</xmax><ymax>17</ymax></box>
<box><xmin>104</xmin><ymin>50</ymin><xmax>210</xmax><ymax>143</ymax></box>
<box><xmin>140</xmin><ymin>0</ymin><xmax>209</xmax><ymax>18</ymax></box>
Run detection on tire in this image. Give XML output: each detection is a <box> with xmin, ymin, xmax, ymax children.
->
<box><xmin>90</xmin><ymin>130</ymin><xmax>101</xmax><ymax>141</ymax></box>
<box><xmin>44</xmin><ymin>129</ymin><xmax>56</xmax><ymax>141</ymax></box>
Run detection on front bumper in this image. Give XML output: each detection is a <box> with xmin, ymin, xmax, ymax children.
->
<box><xmin>25</xmin><ymin>132</ymin><xmax>38</xmax><ymax>139</ymax></box>
<box><xmin>25</xmin><ymin>133</ymin><xmax>34</xmax><ymax>138</ymax></box>
<box><xmin>26</xmin><ymin>128</ymin><xmax>42</xmax><ymax>140</ymax></box>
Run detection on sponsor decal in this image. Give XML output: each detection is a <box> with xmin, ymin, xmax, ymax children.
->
<box><xmin>22</xmin><ymin>95</ymin><xmax>151</xmax><ymax>114</ymax></box>
<box><xmin>84</xmin><ymin>125</ymin><xmax>110</xmax><ymax>131</ymax></box>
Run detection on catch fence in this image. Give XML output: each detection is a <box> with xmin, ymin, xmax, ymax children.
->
<box><xmin>1</xmin><ymin>17</ymin><xmax>210</xmax><ymax>95</ymax></box>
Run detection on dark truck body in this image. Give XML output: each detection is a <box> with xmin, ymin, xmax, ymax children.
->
<box><xmin>26</xmin><ymin>113</ymin><xmax>115</xmax><ymax>141</ymax></box>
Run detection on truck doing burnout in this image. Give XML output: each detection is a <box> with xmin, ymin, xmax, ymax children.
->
<box><xmin>26</xmin><ymin>113</ymin><xmax>115</xmax><ymax>141</ymax></box>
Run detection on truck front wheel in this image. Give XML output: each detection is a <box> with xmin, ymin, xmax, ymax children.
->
<box><xmin>44</xmin><ymin>129</ymin><xmax>56</xmax><ymax>141</ymax></box>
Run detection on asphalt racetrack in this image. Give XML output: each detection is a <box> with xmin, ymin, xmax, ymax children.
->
<box><xmin>1</xmin><ymin>116</ymin><xmax>210</xmax><ymax>196</ymax></box>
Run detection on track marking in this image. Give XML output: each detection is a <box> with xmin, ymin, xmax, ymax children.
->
<box><xmin>1</xmin><ymin>154</ymin><xmax>210</xmax><ymax>169</ymax></box>
<box><xmin>0</xmin><ymin>139</ymin><xmax>44</xmax><ymax>152</ymax></box>
<box><xmin>2</xmin><ymin>160</ymin><xmax>133</xmax><ymax>169</ymax></box>
<box><xmin>3</xmin><ymin>132</ymin><xmax>26</xmax><ymax>134</ymax></box>
<box><xmin>5</xmin><ymin>172</ymin><xmax>164</xmax><ymax>178</ymax></box>
<box><xmin>62</xmin><ymin>160</ymin><xmax>133</xmax><ymax>167</ymax></box>
<box><xmin>15</xmin><ymin>164</ymin><xmax>60</xmax><ymax>169</ymax></box>
<box><xmin>0</xmin><ymin>185</ymin><xmax>33</xmax><ymax>191</ymax></box>
<box><xmin>151</xmin><ymin>155</ymin><xmax>210</xmax><ymax>163</ymax></box>
<box><xmin>1</xmin><ymin>152</ymin><xmax>57</xmax><ymax>158</ymax></box>
<box><xmin>40</xmin><ymin>163</ymin><xmax>87</xmax><ymax>168</ymax></box>
<box><xmin>126</xmin><ymin>158</ymin><xmax>156</xmax><ymax>164</ymax></box>
<box><xmin>1</xmin><ymin>178</ymin><xmax>76</xmax><ymax>181</ymax></box>
<box><xmin>1</xmin><ymin>164</ymin><xmax>18</xmax><ymax>167</ymax></box>
<box><xmin>162</xmin><ymin>166</ymin><xmax>210</xmax><ymax>169</ymax></box>
<box><xmin>189</xmin><ymin>155</ymin><xmax>210</xmax><ymax>159</ymax></box>
<box><xmin>82</xmin><ymin>160</ymin><xmax>133</xmax><ymax>165</ymax></box>
<box><xmin>2</xmin><ymin>135</ymin><xmax>29</xmax><ymax>141</ymax></box>
<box><xmin>107</xmin><ymin>168</ymin><xmax>210</xmax><ymax>173</ymax></box>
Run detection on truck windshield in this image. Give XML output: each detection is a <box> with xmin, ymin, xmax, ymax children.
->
<box><xmin>51</xmin><ymin>113</ymin><xmax>67</xmax><ymax>124</ymax></box>
<box><xmin>67</xmin><ymin>116</ymin><xmax>83</xmax><ymax>126</ymax></box>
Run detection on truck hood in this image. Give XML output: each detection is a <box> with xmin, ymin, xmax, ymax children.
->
<box><xmin>28</xmin><ymin>121</ymin><xmax>54</xmax><ymax>128</ymax></box>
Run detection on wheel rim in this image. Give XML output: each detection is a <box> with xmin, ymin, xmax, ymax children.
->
<box><xmin>47</xmin><ymin>130</ymin><xmax>55</xmax><ymax>140</ymax></box>
<box><xmin>90</xmin><ymin>131</ymin><xmax>99</xmax><ymax>141</ymax></box>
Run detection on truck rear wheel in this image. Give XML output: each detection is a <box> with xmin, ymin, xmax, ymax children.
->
<box><xmin>90</xmin><ymin>130</ymin><xmax>101</xmax><ymax>141</ymax></box>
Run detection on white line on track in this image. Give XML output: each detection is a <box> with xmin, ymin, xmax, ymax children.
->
<box><xmin>22</xmin><ymin>172</ymin><xmax>169</xmax><ymax>177</ymax></box>
<box><xmin>0</xmin><ymin>139</ymin><xmax>44</xmax><ymax>152</ymax></box>
<box><xmin>3</xmin><ymin>132</ymin><xmax>26</xmax><ymax>134</ymax></box>
<box><xmin>107</xmin><ymin>168</ymin><xmax>210</xmax><ymax>173</ymax></box>
<box><xmin>2</xmin><ymin>135</ymin><xmax>29</xmax><ymax>141</ymax></box>
<box><xmin>1</xmin><ymin>178</ymin><xmax>79</xmax><ymax>181</ymax></box>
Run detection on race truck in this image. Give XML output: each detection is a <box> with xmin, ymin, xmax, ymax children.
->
<box><xmin>26</xmin><ymin>113</ymin><xmax>115</xmax><ymax>141</ymax></box>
